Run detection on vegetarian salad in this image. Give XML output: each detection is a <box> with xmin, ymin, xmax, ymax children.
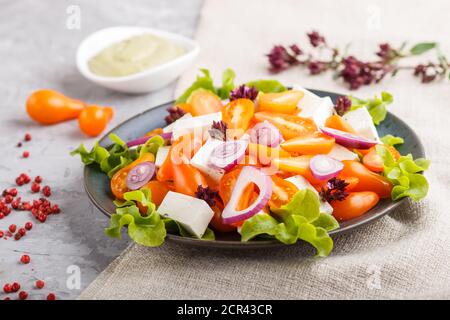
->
<box><xmin>73</xmin><ymin>69</ymin><xmax>430</xmax><ymax>256</ymax></box>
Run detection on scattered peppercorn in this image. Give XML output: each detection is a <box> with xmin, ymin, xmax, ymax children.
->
<box><xmin>18</xmin><ymin>228</ymin><xmax>26</xmax><ymax>237</ymax></box>
<box><xmin>22</xmin><ymin>151</ymin><xmax>30</xmax><ymax>158</ymax></box>
<box><xmin>3</xmin><ymin>283</ymin><xmax>12</xmax><ymax>293</ymax></box>
<box><xmin>18</xmin><ymin>291</ymin><xmax>28</xmax><ymax>300</ymax></box>
<box><xmin>46</xmin><ymin>293</ymin><xmax>56</xmax><ymax>300</ymax></box>
<box><xmin>42</xmin><ymin>185</ymin><xmax>51</xmax><ymax>197</ymax></box>
<box><xmin>35</xmin><ymin>280</ymin><xmax>45</xmax><ymax>289</ymax></box>
<box><xmin>11</xmin><ymin>282</ymin><xmax>20</xmax><ymax>292</ymax></box>
<box><xmin>31</xmin><ymin>183</ymin><xmax>40</xmax><ymax>193</ymax></box>
<box><xmin>25</xmin><ymin>222</ymin><xmax>33</xmax><ymax>230</ymax></box>
<box><xmin>20</xmin><ymin>254</ymin><xmax>30</xmax><ymax>264</ymax></box>
<box><xmin>34</xmin><ymin>176</ymin><xmax>42</xmax><ymax>184</ymax></box>
<box><xmin>8</xmin><ymin>224</ymin><xmax>16</xmax><ymax>233</ymax></box>
<box><xmin>24</xmin><ymin>133</ymin><xmax>32</xmax><ymax>141</ymax></box>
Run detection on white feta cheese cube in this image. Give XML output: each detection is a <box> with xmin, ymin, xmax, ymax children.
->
<box><xmin>163</xmin><ymin>113</ymin><xmax>192</xmax><ymax>133</ymax></box>
<box><xmin>190</xmin><ymin>138</ymin><xmax>224</xmax><ymax>182</ymax></box>
<box><xmin>293</xmin><ymin>86</ymin><xmax>335</xmax><ymax>127</ymax></box>
<box><xmin>292</xmin><ymin>85</ymin><xmax>323</xmax><ymax>110</ymax></box>
<box><xmin>285</xmin><ymin>175</ymin><xmax>333</xmax><ymax>214</ymax></box>
<box><xmin>326</xmin><ymin>144</ymin><xmax>359</xmax><ymax>161</ymax></box>
<box><xmin>155</xmin><ymin>146</ymin><xmax>170</xmax><ymax>167</ymax></box>
<box><xmin>157</xmin><ymin>191</ymin><xmax>214</xmax><ymax>238</ymax></box>
<box><xmin>172</xmin><ymin>112</ymin><xmax>222</xmax><ymax>140</ymax></box>
<box><xmin>343</xmin><ymin>107</ymin><xmax>380</xmax><ymax>141</ymax></box>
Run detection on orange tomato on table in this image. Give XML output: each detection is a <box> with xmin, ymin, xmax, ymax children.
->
<box><xmin>253</xmin><ymin>112</ymin><xmax>317</xmax><ymax>140</ymax></box>
<box><xmin>258</xmin><ymin>90</ymin><xmax>304</xmax><ymax>114</ymax></box>
<box><xmin>331</xmin><ymin>191</ymin><xmax>379</xmax><ymax>221</ymax></box>
<box><xmin>78</xmin><ymin>105</ymin><xmax>114</xmax><ymax>137</ymax></box>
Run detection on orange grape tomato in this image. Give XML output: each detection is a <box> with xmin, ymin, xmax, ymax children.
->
<box><xmin>362</xmin><ymin>145</ymin><xmax>400</xmax><ymax>173</ymax></box>
<box><xmin>257</xmin><ymin>90</ymin><xmax>304</xmax><ymax>114</ymax></box>
<box><xmin>210</xmin><ymin>202</ymin><xmax>237</xmax><ymax>233</ymax></box>
<box><xmin>341</xmin><ymin>160</ymin><xmax>392</xmax><ymax>198</ymax></box>
<box><xmin>253</xmin><ymin>112</ymin><xmax>317</xmax><ymax>140</ymax></box>
<box><xmin>273</xmin><ymin>155</ymin><xmax>322</xmax><ymax>185</ymax></box>
<box><xmin>172</xmin><ymin>163</ymin><xmax>207</xmax><ymax>197</ymax></box>
<box><xmin>189</xmin><ymin>90</ymin><xmax>223</xmax><ymax>116</ymax></box>
<box><xmin>26</xmin><ymin>89</ymin><xmax>86</xmax><ymax>125</ymax></box>
<box><xmin>247</xmin><ymin>143</ymin><xmax>291</xmax><ymax>167</ymax></box>
<box><xmin>145</xmin><ymin>127</ymin><xmax>163</xmax><ymax>137</ymax></box>
<box><xmin>140</xmin><ymin>181</ymin><xmax>171</xmax><ymax>206</ymax></box>
<box><xmin>331</xmin><ymin>191</ymin><xmax>379</xmax><ymax>221</ymax></box>
<box><xmin>268</xmin><ymin>175</ymin><xmax>299</xmax><ymax>209</ymax></box>
<box><xmin>324</xmin><ymin>115</ymin><xmax>356</xmax><ymax>134</ymax></box>
<box><xmin>222</xmin><ymin>98</ymin><xmax>255</xmax><ymax>139</ymax></box>
<box><xmin>280</xmin><ymin>132</ymin><xmax>335</xmax><ymax>154</ymax></box>
<box><xmin>78</xmin><ymin>105</ymin><xmax>114</xmax><ymax>137</ymax></box>
<box><xmin>110</xmin><ymin>153</ymin><xmax>155</xmax><ymax>199</ymax></box>
<box><xmin>175</xmin><ymin>103</ymin><xmax>193</xmax><ymax>114</ymax></box>
<box><xmin>336</xmin><ymin>175</ymin><xmax>360</xmax><ymax>191</ymax></box>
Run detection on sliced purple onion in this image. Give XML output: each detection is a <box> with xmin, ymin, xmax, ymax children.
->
<box><xmin>320</xmin><ymin>127</ymin><xmax>377</xmax><ymax>150</ymax></box>
<box><xmin>209</xmin><ymin>139</ymin><xmax>248</xmax><ymax>172</ymax></box>
<box><xmin>309</xmin><ymin>155</ymin><xmax>343</xmax><ymax>181</ymax></box>
<box><xmin>222</xmin><ymin>166</ymin><xmax>272</xmax><ymax>224</ymax></box>
<box><xmin>249</xmin><ymin>121</ymin><xmax>283</xmax><ymax>147</ymax></box>
<box><xmin>126</xmin><ymin>162</ymin><xmax>155</xmax><ymax>190</ymax></box>
<box><xmin>126</xmin><ymin>132</ymin><xmax>173</xmax><ymax>148</ymax></box>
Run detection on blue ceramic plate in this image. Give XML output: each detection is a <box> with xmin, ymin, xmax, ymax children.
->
<box><xmin>83</xmin><ymin>89</ymin><xmax>425</xmax><ymax>248</ymax></box>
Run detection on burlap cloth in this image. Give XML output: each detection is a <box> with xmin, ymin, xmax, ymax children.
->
<box><xmin>79</xmin><ymin>0</ymin><xmax>450</xmax><ymax>299</ymax></box>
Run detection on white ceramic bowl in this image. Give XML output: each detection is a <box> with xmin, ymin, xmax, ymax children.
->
<box><xmin>76</xmin><ymin>26</ymin><xmax>199</xmax><ymax>94</ymax></box>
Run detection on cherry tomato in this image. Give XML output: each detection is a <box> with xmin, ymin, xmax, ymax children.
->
<box><xmin>336</xmin><ymin>175</ymin><xmax>360</xmax><ymax>191</ymax></box>
<box><xmin>110</xmin><ymin>153</ymin><xmax>155</xmax><ymax>199</ymax></box>
<box><xmin>268</xmin><ymin>175</ymin><xmax>299</xmax><ymax>209</ymax></box>
<box><xmin>362</xmin><ymin>145</ymin><xmax>400</xmax><ymax>173</ymax></box>
<box><xmin>210</xmin><ymin>201</ymin><xmax>236</xmax><ymax>233</ymax></box>
<box><xmin>222</xmin><ymin>99</ymin><xmax>255</xmax><ymax>139</ymax></box>
<box><xmin>280</xmin><ymin>132</ymin><xmax>335</xmax><ymax>154</ymax></box>
<box><xmin>258</xmin><ymin>90</ymin><xmax>304</xmax><ymax>114</ymax></box>
<box><xmin>175</xmin><ymin>103</ymin><xmax>193</xmax><ymax>114</ymax></box>
<box><xmin>341</xmin><ymin>160</ymin><xmax>393</xmax><ymax>198</ymax></box>
<box><xmin>141</xmin><ymin>181</ymin><xmax>172</xmax><ymax>206</ymax></box>
<box><xmin>189</xmin><ymin>90</ymin><xmax>223</xmax><ymax>116</ymax></box>
<box><xmin>26</xmin><ymin>89</ymin><xmax>85</xmax><ymax>125</ymax></box>
<box><xmin>253</xmin><ymin>112</ymin><xmax>317</xmax><ymax>140</ymax></box>
<box><xmin>172</xmin><ymin>163</ymin><xmax>207</xmax><ymax>197</ymax></box>
<box><xmin>78</xmin><ymin>105</ymin><xmax>114</xmax><ymax>137</ymax></box>
<box><xmin>273</xmin><ymin>155</ymin><xmax>323</xmax><ymax>185</ymax></box>
<box><xmin>331</xmin><ymin>191</ymin><xmax>379</xmax><ymax>221</ymax></box>
<box><xmin>324</xmin><ymin>115</ymin><xmax>356</xmax><ymax>134</ymax></box>
<box><xmin>218</xmin><ymin>168</ymin><xmax>255</xmax><ymax>208</ymax></box>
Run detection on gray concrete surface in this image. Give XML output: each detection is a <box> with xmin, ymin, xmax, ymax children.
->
<box><xmin>0</xmin><ymin>0</ymin><xmax>202</xmax><ymax>300</ymax></box>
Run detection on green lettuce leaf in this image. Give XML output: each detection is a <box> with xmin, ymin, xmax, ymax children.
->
<box><xmin>176</xmin><ymin>68</ymin><xmax>236</xmax><ymax>103</ymax></box>
<box><xmin>349</xmin><ymin>91</ymin><xmax>393</xmax><ymax>125</ymax></box>
<box><xmin>245</xmin><ymin>79</ymin><xmax>286</xmax><ymax>93</ymax></box>
<box><xmin>380</xmin><ymin>134</ymin><xmax>404</xmax><ymax>147</ymax></box>
<box><xmin>71</xmin><ymin>134</ymin><xmax>162</xmax><ymax>177</ymax></box>
<box><xmin>164</xmin><ymin>218</ymin><xmax>215</xmax><ymax>240</ymax></box>
<box><xmin>376</xmin><ymin>145</ymin><xmax>430</xmax><ymax>201</ymax></box>
<box><xmin>105</xmin><ymin>188</ymin><xmax>166</xmax><ymax>247</ymax></box>
<box><xmin>241</xmin><ymin>189</ymin><xmax>339</xmax><ymax>257</ymax></box>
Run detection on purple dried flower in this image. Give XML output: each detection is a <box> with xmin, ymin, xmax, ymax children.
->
<box><xmin>165</xmin><ymin>106</ymin><xmax>186</xmax><ymax>125</ymax></box>
<box><xmin>267</xmin><ymin>45</ymin><xmax>301</xmax><ymax>72</ymax></box>
<box><xmin>307</xmin><ymin>31</ymin><xmax>326</xmax><ymax>47</ymax></box>
<box><xmin>376</xmin><ymin>43</ymin><xmax>396</xmax><ymax>60</ymax></box>
<box><xmin>195</xmin><ymin>185</ymin><xmax>218</xmax><ymax>207</ymax></box>
<box><xmin>339</xmin><ymin>56</ymin><xmax>388</xmax><ymax>90</ymax></box>
<box><xmin>335</xmin><ymin>96</ymin><xmax>352</xmax><ymax>116</ymax></box>
<box><xmin>209</xmin><ymin>120</ymin><xmax>228</xmax><ymax>141</ymax></box>
<box><xmin>307</xmin><ymin>61</ymin><xmax>327</xmax><ymax>75</ymax></box>
<box><xmin>414</xmin><ymin>63</ymin><xmax>438</xmax><ymax>83</ymax></box>
<box><xmin>230</xmin><ymin>85</ymin><xmax>259</xmax><ymax>101</ymax></box>
<box><xmin>319</xmin><ymin>177</ymin><xmax>349</xmax><ymax>202</ymax></box>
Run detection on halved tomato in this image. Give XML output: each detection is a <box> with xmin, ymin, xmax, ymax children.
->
<box><xmin>253</xmin><ymin>112</ymin><xmax>317</xmax><ymax>140</ymax></box>
<box><xmin>110</xmin><ymin>153</ymin><xmax>155</xmax><ymax>199</ymax></box>
<box><xmin>172</xmin><ymin>163</ymin><xmax>207</xmax><ymax>197</ymax></box>
<box><xmin>258</xmin><ymin>90</ymin><xmax>304</xmax><ymax>114</ymax></box>
<box><xmin>331</xmin><ymin>191</ymin><xmax>379</xmax><ymax>221</ymax></box>
<box><xmin>280</xmin><ymin>132</ymin><xmax>335</xmax><ymax>154</ymax></box>
<box><xmin>268</xmin><ymin>175</ymin><xmax>299</xmax><ymax>209</ymax></box>
<box><xmin>222</xmin><ymin>98</ymin><xmax>255</xmax><ymax>139</ymax></box>
<box><xmin>273</xmin><ymin>155</ymin><xmax>323</xmax><ymax>186</ymax></box>
<box><xmin>341</xmin><ymin>160</ymin><xmax>392</xmax><ymax>198</ymax></box>
<box><xmin>247</xmin><ymin>143</ymin><xmax>291</xmax><ymax>167</ymax></box>
<box><xmin>189</xmin><ymin>90</ymin><xmax>223</xmax><ymax>116</ymax></box>
<box><xmin>324</xmin><ymin>115</ymin><xmax>356</xmax><ymax>134</ymax></box>
<box><xmin>362</xmin><ymin>145</ymin><xmax>400</xmax><ymax>173</ymax></box>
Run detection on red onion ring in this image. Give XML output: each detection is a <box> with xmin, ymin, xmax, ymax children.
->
<box><xmin>309</xmin><ymin>155</ymin><xmax>343</xmax><ymax>181</ymax></box>
<box><xmin>222</xmin><ymin>166</ymin><xmax>272</xmax><ymax>224</ymax></box>
<box><xmin>126</xmin><ymin>162</ymin><xmax>155</xmax><ymax>190</ymax></box>
<box><xmin>320</xmin><ymin>127</ymin><xmax>377</xmax><ymax>150</ymax></box>
<box><xmin>126</xmin><ymin>132</ymin><xmax>173</xmax><ymax>148</ymax></box>
<box><xmin>209</xmin><ymin>139</ymin><xmax>248</xmax><ymax>171</ymax></box>
<box><xmin>249</xmin><ymin>121</ymin><xmax>283</xmax><ymax>147</ymax></box>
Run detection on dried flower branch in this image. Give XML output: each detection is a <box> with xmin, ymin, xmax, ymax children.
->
<box><xmin>319</xmin><ymin>177</ymin><xmax>349</xmax><ymax>202</ymax></box>
<box><xmin>266</xmin><ymin>31</ymin><xmax>450</xmax><ymax>90</ymax></box>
